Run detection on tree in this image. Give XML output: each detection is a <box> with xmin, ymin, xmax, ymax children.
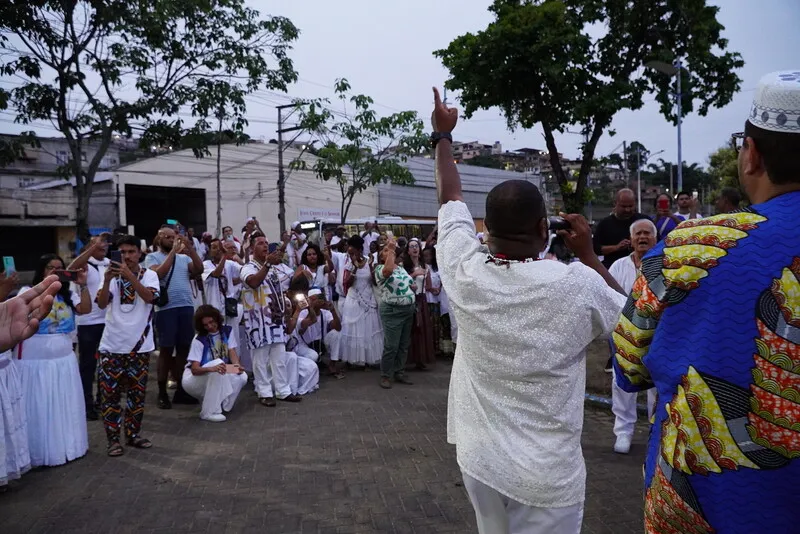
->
<box><xmin>708</xmin><ymin>145</ymin><xmax>746</xmax><ymax>203</ymax></box>
<box><xmin>291</xmin><ymin>79</ymin><xmax>429</xmax><ymax>224</ymax></box>
<box><xmin>0</xmin><ymin>0</ymin><xmax>299</xmax><ymax>240</ymax></box>
<box><xmin>434</xmin><ymin>0</ymin><xmax>743</xmax><ymax>213</ymax></box>
<box><xmin>463</xmin><ymin>154</ymin><xmax>505</xmax><ymax>170</ymax></box>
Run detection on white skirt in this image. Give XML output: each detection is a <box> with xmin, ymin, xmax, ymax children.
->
<box><xmin>0</xmin><ymin>350</ymin><xmax>30</xmax><ymax>485</ymax></box>
<box><xmin>16</xmin><ymin>334</ymin><xmax>88</xmax><ymax>467</ymax></box>
<box><xmin>339</xmin><ymin>291</ymin><xmax>384</xmax><ymax>366</ymax></box>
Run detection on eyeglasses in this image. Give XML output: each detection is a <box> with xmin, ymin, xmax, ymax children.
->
<box><xmin>730</xmin><ymin>132</ymin><xmax>745</xmax><ymax>153</ymax></box>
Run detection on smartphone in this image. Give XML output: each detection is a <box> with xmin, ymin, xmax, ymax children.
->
<box><xmin>225</xmin><ymin>364</ymin><xmax>241</xmax><ymax>375</ymax></box>
<box><xmin>657</xmin><ymin>197</ymin><xmax>670</xmax><ymax>211</ymax></box>
<box><xmin>547</xmin><ymin>216</ymin><xmax>571</xmax><ymax>231</ymax></box>
<box><xmin>54</xmin><ymin>269</ymin><xmax>79</xmax><ymax>283</ymax></box>
<box><xmin>692</xmin><ymin>191</ymin><xmax>699</xmax><ymax>199</ymax></box>
<box><xmin>109</xmin><ymin>250</ymin><xmax>122</xmax><ymax>264</ymax></box>
<box><xmin>295</xmin><ymin>293</ymin><xmax>308</xmax><ymax>309</ymax></box>
<box><xmin>2</xmin><ymin>256</ymin><xmax>16</xmax><ymax>275</ymax></box>
<box><xmin>166</xmin><ymin>219</ymin><xmax>179</xmax><ymax>226</ymax></box>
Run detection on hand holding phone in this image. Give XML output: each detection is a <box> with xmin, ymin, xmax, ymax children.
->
<box><xmin>109</xmin><ymin>250</ymin><xmax>122</xmax><ymax>264</ymax></box>
<box><xmin>55</xmin><ymin>269</ymin><xmax>80</xmax><ymax>284</ymax></box>
<box><xmin>2</xmin><ymin>257</ymin><xmax>16</xmax><ymax>275</ymax></box>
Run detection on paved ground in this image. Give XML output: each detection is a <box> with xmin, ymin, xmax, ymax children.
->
<box><xmin>0</xmin><ymin>358</ymin><xmax>649</xmax><ymax>534</ymax></box>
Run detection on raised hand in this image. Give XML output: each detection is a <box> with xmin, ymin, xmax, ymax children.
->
<box><xmin>432</xmin><ymin>87</ymin><xmax>458</xmax><ymax>133</ymax></box>
<box><xmin>0</xmin><ymin>275</ymin><xmax>60</xmax><ymax>352</ymax></box>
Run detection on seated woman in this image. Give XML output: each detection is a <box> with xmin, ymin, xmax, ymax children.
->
<box><xmin>182</xmin><ymin>305</ymin><xmax>248</xmax><ymax>423</ymax></box>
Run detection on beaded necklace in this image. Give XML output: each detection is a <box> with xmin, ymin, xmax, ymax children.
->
<box><xmin>485</xmin><ymin>253</ymin><xmax>541</xmax><ymax>268</ymax></box>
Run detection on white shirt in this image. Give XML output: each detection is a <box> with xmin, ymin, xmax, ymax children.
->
<box><xmin>202</xmin><ymin>259</ymin><xmax>241</xmax><ymax>314</ymax></box>
<box><xmin>286</xmin><ymin>232</ymin><xmax>307</xmax><ymax>268</ymax></box>
<box><xmin>240</xmin><ymin>261</ymin><xmax>289</xmax><ymax>348</ymax></box>
<box><xmin>674</xmin><ymin>210</ymin><xmax>702</xmax><ymax>220</ymax></box>
<box><xmin>77</xmin><ymin>257</ymin><xmax>110</xmax><ymax>326</ymax></box>
<box><xmin>271</xmin><ymin>263</ymin><xmax>295</xmax><ymax>294</ymax></box>
<box><xmin>98</xmin><ymin>269</ymin><xmax>160</xmax><ymax>353</ymax></box>
<box><xmin>330</xmin><ymin>235</ymin><xmax>343</xmax><ymax>247</ymax></box>
<box><xmin>426</xmin><ymin>268</ymin><xmax>441</xmax><ymax>304</ymax></box>
<box><xmin>331</xmin><ymin>251</ymin><xmax>348</xmax><ymax>297</ymax></box>
<box><xmin>296</xmin><ymin>308</ymin><xmax>334</xmax><ymax>344</ymax></box>
<box><xmin>437</xmin><ymin>200</ymin><xmax>626</xmax><ymax>508</ymax></box>
<box><xmin>361</xmin><ymin>230</ymin><xmax>379</xmax><ymax>256</ymax></box>
<box><xmin>187</xmin><ymin>330</ymin><xmax>238</xmax><ymax>368</ymax></box>
<box><xmin>608</xmin><ymin>254</ymin><xmax>640</xmax><ymax>294</ymax></box>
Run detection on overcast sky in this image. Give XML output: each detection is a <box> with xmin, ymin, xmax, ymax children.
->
<box><xmin>256</xmin><ymin>0</ymin><xmax>799</xmax><ymax>167</ymax></box>
<box><xmin>2</xmin><ymin>1</ymin><xmax>797</xmax><ymax>169</ymax></box>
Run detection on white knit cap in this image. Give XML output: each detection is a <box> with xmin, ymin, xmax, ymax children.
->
<box><xmin>748</xmin><ymin>71</ymin><xmax>800</xmax><ymax>133</ymax></box>
<box><xmin>308</xmin><ymin>288</ymin><xmax>322</xmax><ymax>297</ymax></box>
<box><xmin>291</xmin><ymin>221</ymin><xmax>301</xmax><ymax>229</ymax></box>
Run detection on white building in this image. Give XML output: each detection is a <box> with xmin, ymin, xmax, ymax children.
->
<box><xmin>114</xmin><ymin>142</ymin><xmax>378</xmax><ymax>243</ymax></box>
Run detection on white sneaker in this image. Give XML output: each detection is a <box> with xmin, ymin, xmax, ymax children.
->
<box><xmin>614</xmin><ymin>434</ymin><xmax>632</xmax><ymax>454</ymax></box>
<box><xmin>201</xmin><ymin>413</ymin><xmax>227</xmax><ymax>423</ymax></box>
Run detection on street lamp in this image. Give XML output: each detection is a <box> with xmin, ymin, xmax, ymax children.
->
<box><xmin>636</xmin><ymin>148</ymin><xmax>665</xmax><ymax>213</ymax></box>
<box><xmin>646</xmin><ymin>59</ymin><xmax>684</xmax><ymax>193</ymax></box>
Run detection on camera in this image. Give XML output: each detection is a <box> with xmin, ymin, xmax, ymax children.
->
<box><xmin>547</xmin><ymin>216</ymin><xmax>571</xmax><ymax>232</ymax></box>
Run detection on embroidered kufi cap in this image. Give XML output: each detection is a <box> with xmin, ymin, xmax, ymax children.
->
<box><xmin>748</xmin><ymin>71</ymin><xmax>800</xmax><ymax>133</ymax></box>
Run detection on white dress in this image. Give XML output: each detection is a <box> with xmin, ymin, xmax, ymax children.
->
<box><xmin>339</xmin><ymin>259</ymin><xmax>384</xmax><ymax>366</ymax></box>
<box><xmin>0</xmin><ymin>349</ymin><xmax>30</xmax><ymax>485</ymax></box>
<box><xmin>15</xmin><ymin>290</ymin><xmax>88</xmax><ymax>467</ymax></box>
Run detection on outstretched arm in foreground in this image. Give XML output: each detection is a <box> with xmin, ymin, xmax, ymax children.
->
<box><xmin>432</xmin><ymin>87</ymin><xmax>463</xmax><ymax>205</ymax></box>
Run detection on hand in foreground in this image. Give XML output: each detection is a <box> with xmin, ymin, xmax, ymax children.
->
<box><xmin>557</xmin><ymin>213</ymin><xmax>596</xmax><ymax>261</ymax></box>
<box><xmin>211</xmin><ymin>363</ymin><xmax>226</xmax><ymax>375</ymax></box>
<box><xmin>432</xmin><ymin>87</ymin><xmax>458</xmax><ymax>133</ymax></box>
<box><xmin>0</xmin><ymin>275</ymin><xmax>60</xmax><ymax>353</ymax></box>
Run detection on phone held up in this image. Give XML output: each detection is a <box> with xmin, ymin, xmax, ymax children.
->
<box><xmin>54</xmin><ymin>269</ymin><xmax>80</xmax><ymax>284</ymax></box>
<box><xmin>657</xmin><ymin>197</ymin><xmax>670</xmax><ymax>211</ymax></box>
<box><xmin>547</xmin><ymin>216</ymin><xmax>571</xmax><ymax>232</ymax></box>
<box><xmin>109</xmin><ymin>250</ymin><xmax>122</xmax><ymax>265</ymax></box>
<box><xmin>2</xmin><ymin>256</ymin><xmax>16</xmax><ymax>275</ymax></box>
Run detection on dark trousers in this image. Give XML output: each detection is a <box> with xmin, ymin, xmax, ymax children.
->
<box><xmin>379</xmin><ymin>302</ymin><xmax>415</xmax><ymax>378</ymax></box>
<box><xmin>78</xmin><ymin>324</ymin><xmax>105</xmax><ymax>409</ymax></box>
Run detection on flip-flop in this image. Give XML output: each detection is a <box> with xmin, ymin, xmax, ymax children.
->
<box><xmin>125</xmin><ymin>436</ymin><xmax>152</xmax><ymax>449</ymax></box>
<box><xmin>107</xmin><ymin>442</ymin><xmax>124</xmax><ymax>457</ymax></box>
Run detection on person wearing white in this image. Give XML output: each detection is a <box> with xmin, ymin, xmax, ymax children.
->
<box><xmin>68</xmin><ymin>237</ymin><xmax>110</xmax><ymax>421</ymax></box>
<box><xmin>291</xmin><ymin>289</ymin><xmax>341</xmax><ymax>360</ymax></box>
<box><xmin>285</xmin><ymin>222</ymin><xmax>308</xmax><ymax>268</ymax></box>
<box><xmin>182</xmin><ymin>305</ymin><xmax>248</xmax><ymax>422</ymax></box>
<box><xmin>607</xmin><ymin>219</ymin><xmax>658</xmax><ymax>454</ymax></box>
<box><xmin>339</xmin><ymin>236</ymin><xmax>383</xmax><ymax>367</ymax></box>
<box><xmin>16</xmin><ymin>254</ymin><xmax>92</xmax><ymax>467</ymax></box>
<box><xmin>674</xmin><ymin>190</ymin><xmax>702</xmax><ymax>220</ymax></box>
<box><xmin>240</xmin><ymin>235</ymin><xmax>303</xmax><ymax>406</ymax></box>
<box><xmin>0</xmin><ymin>348</ymin><xmax>29</xmax><ymax>487</ymax></box>
<box><xmin>431</xmin><ymin>87</ymin><xmax>627</xmax><ymax>534</ymax></box>
<box><xmin>330</xmin><ymin>244</ymin><xmax>349</xmax><ymax>314</ymax></box>
<box><xmin>360</xmin><ymin>222</ymin><xmax>379</xmax><ymax>257</ymax></box>
<box><xmin>201</xmin><ymin>239</ymin><xmax>242</xmax><ymax>326</ymax></box>
<box><xmin>96</xmin><ymin>236</ymin><xmax>160</xmax><ymax>456</ymax></box>
<box><xmin>298</xmin><ymin>244</ymin><xmax>334</xmax><ymax>301</ymax></box>
<box><xmin>330</xmin><ymin>226</ymin><xmax>346</xmax><ymax>248</ymax></box>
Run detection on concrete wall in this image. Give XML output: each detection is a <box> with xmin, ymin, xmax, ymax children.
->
<box><xmin>115</xmin><ymin>143</ymin><xmax>379</xmax><ymax>241</ymax></box>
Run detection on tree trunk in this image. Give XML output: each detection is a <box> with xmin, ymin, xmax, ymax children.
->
<box><xmin>75</xmin><ymin>169</ymin><xmax>93</xmax><ymax>244</ymax></box>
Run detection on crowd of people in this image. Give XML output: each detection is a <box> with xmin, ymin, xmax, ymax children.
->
<box><xmin>0</xmin><ymin>210</ymin><xmax>458</xmax><ymax>474</ymax></box>
<box><xmin>0</xmin><ymin>71</ymin><xmax>797</xmax><ymax>534</ymax></box>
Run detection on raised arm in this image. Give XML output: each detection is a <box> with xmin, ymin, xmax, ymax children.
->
<box><xmin>68</xmin><ymin>239</ymin><xmax>103</xmax><ymax>270</ymax></box>
<box><xmin>559</xmin><ymin>213</ymin><xmax>625</xmax><ymax>296</ymax></box>
<box><xmin>432</xmin><ymin>87</ymin><xmax>463</xmax><ymax>204</ymax></box>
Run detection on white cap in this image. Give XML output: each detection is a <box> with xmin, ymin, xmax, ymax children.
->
<box><xmin>308</xmin><ymin>288</ymin><xmax>322</xmax><ymax>297</ymax></box>
<box><xmin>291</xmin><ymin>221</ymin><xmax>301</xmax><ymax>229</ymax></box>
<box><xmin>748</xmin><ymin>71</ymin><xmax>800</xmax><ymax>133</ymax></box>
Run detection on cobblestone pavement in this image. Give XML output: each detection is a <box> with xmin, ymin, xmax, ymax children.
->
<box><xmin>0</xmin><ymin>359</ymin><xmax>649</xmax><ymax>533</ymax></box>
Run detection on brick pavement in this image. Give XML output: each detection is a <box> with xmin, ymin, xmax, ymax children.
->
<box><xmin>0</xmin><ymin>359</ymin><xmax>649</xmax><ymax>533</ymax></box>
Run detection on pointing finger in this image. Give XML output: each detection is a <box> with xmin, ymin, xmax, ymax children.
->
<box><xmin>433</xmin><ymin>87</ymin><xmax>442</xmax><ymax>107</ymax></box>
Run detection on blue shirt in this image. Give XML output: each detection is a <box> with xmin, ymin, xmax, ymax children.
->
<box><xmin>653</xmin><ymin>214</ymin><xmax>685</xmax><ymax>241</ymax></box>
<box><xmin>145</xmin><ymin>251</ymin><xmax>194</xmax><ymax>310</ymax></box>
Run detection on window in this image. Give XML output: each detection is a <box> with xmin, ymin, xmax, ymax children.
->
<box><xmin>17</xmin><ymin>177</ymin><xmax>35</xmax><ymax>188</ymax></box>
<box><xmin>56</xmin><ymin>150</ymin><xmax>69</xmax><ymax>165</ymax></box>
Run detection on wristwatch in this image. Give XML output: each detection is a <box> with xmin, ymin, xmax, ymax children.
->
<box><xmin>430</xmin><ymin>132</ymin><xmax>453</xmax><ymax>148</ymax></box>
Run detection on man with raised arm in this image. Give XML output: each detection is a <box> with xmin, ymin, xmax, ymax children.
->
<box><xmin>432</xmin><ymin>87</ymin><xmax>626</xmax><ymax>534</ymax></box>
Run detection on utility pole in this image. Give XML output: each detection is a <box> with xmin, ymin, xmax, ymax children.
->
<box><xmin>276</xmin><ymin>104</ymin><xmax>302</xmax><ymax>235</ymax></box>
<box><xmin>676</xmin><ymin>59</ymin><xmax>683</xmax><ymax>193</ymax></box>
<box><xmin>623</xmin><ymin>141</ymin><xmax>629</xmax><ymax>188</ymax></box>
<box><xmin>215</xmin><ymin>107</ymin><xmax>224</xmax><ymax>237</ymax></box>
<box><xmin>636</xmin><ymin>146</ymin><xmax>642</xmax><ymax>213</ymax></box>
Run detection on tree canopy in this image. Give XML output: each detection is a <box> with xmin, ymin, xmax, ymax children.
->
<box><xmin>291</xmin><ymin>79</ymin><xmax>429</xmax><ymax>224</ymax></box>
<box><xmin>0</xmin><ymin>0</ymin><xmax>299</xmax><ymax>239</ymax></box>
<box><xmin>434</xmin><ymin>0</ymin><xmax>744</xmax><ymax>213</ymax></box>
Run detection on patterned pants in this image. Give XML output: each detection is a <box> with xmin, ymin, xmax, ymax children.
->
<box><xmin>98</xmin><ymin>352</ymin><xmax>150</xmax><ymax>444</ymax></box>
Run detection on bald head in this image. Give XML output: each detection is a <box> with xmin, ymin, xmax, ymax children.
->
<box><xmin>614</xmin><ymin>188</ymin><xmax>636</xmax><ymax>220</ymax></box>
<box><xmin>485</xmin><ymin>180</ymin><xmax>546</xmax><ymax>241</ymax></box>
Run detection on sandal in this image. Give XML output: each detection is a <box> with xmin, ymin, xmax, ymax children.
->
<box><xmin>107</xmin><ymin>442</ymin><xmax>124</xmax><ymax>457</ymax></box>
<box><xmin>125</xmin><ymin>436</ymin><xmax>152</xmax><ymax>449</ymax></box>
<box><xmin>259</xmin><ymin>397</ymin><xmax>276</xmax><ymax>407</ymax></box>
<box><xmin>333</xmin><ymin>372</ymin><xmax>346</xmax><ymax>380</ymax></box>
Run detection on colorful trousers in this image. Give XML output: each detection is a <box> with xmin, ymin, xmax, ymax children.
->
<box><xmin>98</xmin><ymin>351</ymin><xmax>150</xmax><ymax>444</ymax></box>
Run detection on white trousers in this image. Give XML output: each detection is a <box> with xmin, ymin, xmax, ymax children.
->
<box><xmin>293</xmin><ymin>330</ymin><xmax>341</xmax><ymax>363</ymax></box>
<box><xmin>612</xmin><ymin>367</ymin><xmax>657</xmax><ymax>438</ymax></box>
<box><xmin>182</xmin><ymin>360</ymin><xmax>248</xmax><ymax>418</ymax></box>
<box><xmin>462</xmin><ymin>472</ymin><xmax>583</xmax><ymax>534</ymax></box>
<box><xmin>251</xmin><ymin>343</ymin><xmax>292</xmax><ymax>399</ymax></box>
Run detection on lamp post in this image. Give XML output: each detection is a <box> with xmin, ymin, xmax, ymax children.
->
<box><xmin>646</xmin><ymin>59</ymin><xmax>684</xmax><ymax>193</ymax></box>
<box><xmin>636</xmin><ymin>148</ymin><xmax>665</xmax><ymax>213</ymax></box>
